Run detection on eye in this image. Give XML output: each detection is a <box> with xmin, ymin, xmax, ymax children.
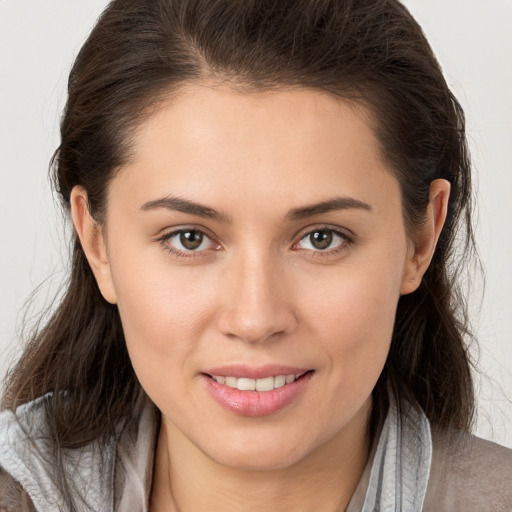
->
<box><xmin>158</xmin><ymin>228</ymin><xmax>219</xmax><ymax>255</ymax></box>
<box><xmin>295</xmin><ymin>228</ymin><xmax>349</xmax><ymax>252</ymax></box>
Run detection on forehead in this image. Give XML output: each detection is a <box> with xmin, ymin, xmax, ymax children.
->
<box><xmin>111</xmin><ymin>84</ymin><xmax>401</xmax><ymax>219</ymax></box>
<box><xmin>132</xmin><ymin>84</ymin><xmax>379</xmax><ymax>164</ymax></box>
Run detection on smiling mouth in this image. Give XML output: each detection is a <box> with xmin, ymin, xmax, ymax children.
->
<box><xmin>206</xmin><ymin>371</ymin><xmax>313</xmax><ymax>392</ymax></box>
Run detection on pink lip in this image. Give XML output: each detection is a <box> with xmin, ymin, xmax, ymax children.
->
<box><xmin>201</xmin><ymin>367</ymin><xmax>314</xmax><ymax>417</ymax></box>
<box><xmin>202</xmin><ymin>364</ymin><xmax>310</xmax><ymax>379</ymax></box>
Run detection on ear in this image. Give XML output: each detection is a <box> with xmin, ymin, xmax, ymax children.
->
<box><xmin>70</xmin><ymin>186</ymin><xmax>117</xmax><ymax>304</ymax></box>
<box><xmin>400</xmin><ymin>179</ymin><xmax>451</xmax><ymax>295</ymax></box>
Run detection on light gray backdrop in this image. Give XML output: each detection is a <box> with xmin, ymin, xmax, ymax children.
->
<box><xmin>1</xmin><ymin>0</ymin><xmax>511</xmax><ymax>447</ymax></box>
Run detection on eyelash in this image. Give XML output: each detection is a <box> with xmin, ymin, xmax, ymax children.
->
<box><xmin>157</xmin><ymin>228</ymin><xmax>219</xmax><ymax>258</ymax></box>
<box><xmin>156</xmin><ymin>226</ymin><xmax>354</xmax><ymax>259</ymax></box>
<box><xmin>292</xmin><ymin>227</ymin><xmax>354</xmax><ymax>257</ymax></box>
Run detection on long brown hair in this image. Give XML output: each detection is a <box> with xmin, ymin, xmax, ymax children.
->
<box><xmin>4</xmin><ymin>0</ymin><xmax>475</xmax><ymax>473</ymax></box>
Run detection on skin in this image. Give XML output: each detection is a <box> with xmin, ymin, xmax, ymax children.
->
<box><xmin>71</xmin><ymin>85</ymin><xmax>449</xmax><ymax>511</ymax></box>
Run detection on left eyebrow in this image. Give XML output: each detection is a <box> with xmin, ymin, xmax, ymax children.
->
<box><xmin>285</xmin><ymin>197</ymin><xmax>372</xmax><ymax>221</ymax></box>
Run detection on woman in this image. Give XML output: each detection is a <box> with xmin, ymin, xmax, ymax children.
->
<box><xmin>0</xmin><ymin>0</ymin><xmax>511</xmax><ymax>510</ymax></box>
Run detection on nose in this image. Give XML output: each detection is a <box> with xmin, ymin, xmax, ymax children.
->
<box><xmin>216</xmin><ymin>251</ymin><xmax>298</xmax><ymax>344</ymax></box>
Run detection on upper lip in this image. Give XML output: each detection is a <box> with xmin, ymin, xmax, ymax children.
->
<box><xmin>202</xmin><ymin>364</ymin><xmax>312</xmax><ymax>380</ymax></box>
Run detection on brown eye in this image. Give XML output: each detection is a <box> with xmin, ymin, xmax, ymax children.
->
<box><xmin>180</xmin><ymin>230</ymin><xmax>204</xmax><ymax>250</ymax></box>
<box><xmin>295</xmin><ymin>228</ymin><xmax>349</xmax><ymax>253</ymax></box>
<box><xmin>161</xmin><ymin>228</ymin><xmax>217</xmax><ymax>255</ymax></box>
<box><xmin>309</xmin><ymin>230</ymin><xmax>333</xmax><ymax>250</ymax></box>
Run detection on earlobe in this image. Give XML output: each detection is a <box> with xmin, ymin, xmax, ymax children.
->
<box><xmin>400</xmin><ymin>179</ymin><xmax>451</xmax><ymax>295</ymax></box>
<box><xmin>70</xmin><ymin>186</ymin><xmax>117</xmax><ymax>304</ymax></box>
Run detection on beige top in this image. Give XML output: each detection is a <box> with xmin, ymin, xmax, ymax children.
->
<box><xmin>345</xmin><ymin>427</ymin><xmax>512</xmax><ymax>511</ymax></box>
<box><xmin>424</xmin><ymin>428</ymin><xmax>512</xmax><ymax>511</ymax></box>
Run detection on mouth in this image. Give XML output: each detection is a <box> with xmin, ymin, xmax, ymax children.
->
<box><xmin>201</xmin><ymin>368</ymin><xmax>315</xmax><ymax>417</ymax></box>
<box><xmin>205</xmin><ymin>371</ymin><xmax>313</xmax><ymax>392</ymax></box>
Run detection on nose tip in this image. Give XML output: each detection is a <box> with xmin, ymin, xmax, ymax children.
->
<box><xmin>218</xmin><ymin>307</ymin><xmax>297</xmax><ymax>344</ymax></box>
<box><xmin>216</xmin><ymin>261</ymin><xmax>298</xmax><ymax>344</ymax></box>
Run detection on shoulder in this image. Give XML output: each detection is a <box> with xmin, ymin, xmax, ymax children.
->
<box><xmin>0</xmin><ymin>395</ymin><xmax>117</xmax><ymax>511</ymax></box>
<box><xmin>0</xmin><ymin>464</ymin><xmax>35</xmax><ymax>512</ymax></box>
<box><xmin>0</xmin><ymin>394</ymin><xmax>158</xmax><ymax>511</ymax></box>
<box><xmin>0</xmin><ymin>397</ymin><xmax>62</xmax><ymax>510</ymax></box>
<box><xmin>423</xmin><ymin>428</ymin><xmax>512</xmax><ymax>512</ymax></box>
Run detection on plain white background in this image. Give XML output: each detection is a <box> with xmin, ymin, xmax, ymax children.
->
<box><xmin>1</xmin><ymin>1</ymin><xmax>511</xmax><ymax>447</ymax></box>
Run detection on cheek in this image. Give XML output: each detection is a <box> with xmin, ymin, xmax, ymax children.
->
<box><xmin>301</xmin><ymin>252</ymin><xmax>403</xmax><ymax>342</ymax></box>
<box><xmin>308</xmin><ymin>276</ymin><xmax>398</xmax><ymax>376</ymax></box>
<box><xmin>107</xmin><ymin>251</ymin><xmax>219</xmax><ymax>386</ymax></box>
<box><xmin>298</xmin><ymin>247</ymin><xmax>405</xmax><ymax>393</ymax></box>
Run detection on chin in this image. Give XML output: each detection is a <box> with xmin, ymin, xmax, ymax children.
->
<box><xmin>203</xmin><ymin>434</ymin><xmax>310</xmax><ymax>471</ymax></box>
<box><xmin>213</xmin><ymin>452</ymin><xmax>304</xmax><ymax>472</ymax></box>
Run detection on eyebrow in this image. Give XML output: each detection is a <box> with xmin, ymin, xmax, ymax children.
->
<box><xmin>140</xmin><ymin>195</ymin><xmax>371</xmax><ymax>223</ymax></box>
<box><xmin>285</xmin><ymin>197</ymin><xmax>372</xmax><ymax>221</ymax></box>
<box><xmin>140</xmin><ymin>196</ymin><xmax>231</xmax><ymax>223</ymax></box>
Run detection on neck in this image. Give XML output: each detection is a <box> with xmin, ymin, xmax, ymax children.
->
<box><xmin>150</xmin><ymin>400</ymin><xmax>372</xmax><ymax>512</ymax></box>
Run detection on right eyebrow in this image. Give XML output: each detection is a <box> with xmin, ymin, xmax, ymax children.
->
<box><xmin>140</xmin><ymin>196</ymin><xmax>231</xmax><ymax>223</ymax></box>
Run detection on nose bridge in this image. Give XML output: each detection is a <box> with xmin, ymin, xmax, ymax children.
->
<box><xmin>217</xmin><ymin>246</ymin><xmax>296</xmax><ymax>343</ymax></box>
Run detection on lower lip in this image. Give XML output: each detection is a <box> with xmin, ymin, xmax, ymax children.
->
<box><xmin>202</xmin><ymin>372</ymin><xmax>314</xmax><ymax>417</ymax></box>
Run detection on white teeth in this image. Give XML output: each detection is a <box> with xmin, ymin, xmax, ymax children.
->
<box><xmin>225</xmin><ymin>376</ymin><xmax>238</xmax><ymax>388</ymax></box>
<box><xmin>274</xmin><ymin>375</ymin><xmax>286</xmax><ymax>388</ymax></box>
<box><xmin>256</xmin><ymin>376</ymin><xmax>275</xmax><ymax>391</ymax></box>
<box><xmin>212</xmin><ymin>373</ymin><xmax>303</xmax><ymax>391</ymax></box>
<box><xmin>237</xmin><ymin>378</ymin><xmax>256</xmax><ymax>391</ymax></box>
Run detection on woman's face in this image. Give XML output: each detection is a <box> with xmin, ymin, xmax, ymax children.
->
<box><xmin>84</xmin><ymin>85</ymin><xmax>422</xmax><ymax>469</ymax></box>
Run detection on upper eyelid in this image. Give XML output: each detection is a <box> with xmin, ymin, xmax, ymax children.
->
<box><xmin>156</xmin><ymin>225</ymin><xmax>216</xmax><ymax>241</ymax></box>
<box><xmin>300</xmin><ymin>227</ymin><xmax>348</xmax><ymax>238</ymax></box>
<box><xmin>293</xmin><ymin>225</ymin><xmax>354</xmax><ymax>242</ymax></box>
